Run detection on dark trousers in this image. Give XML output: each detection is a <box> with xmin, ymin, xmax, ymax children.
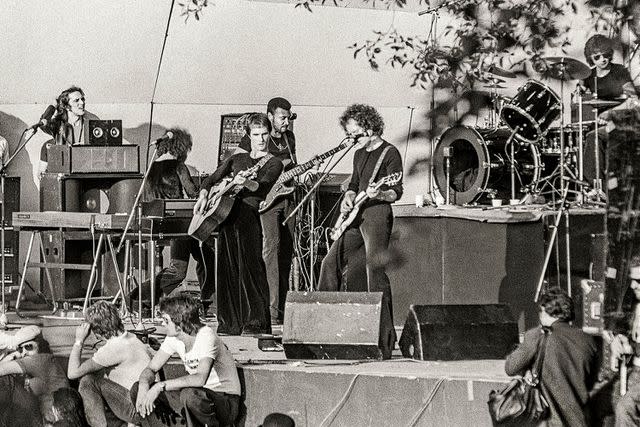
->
<box><xmin>0</xmin><ymin>374</ymin><xmax>42</xmax><ymax>427</ymax></box>
<box><xmin>318</xmin><ymin>203</ymin><xmax>397</xmax><ymax>357</ymax></box>
<box><xmin>78</xmin><ymin>373</ymin><xmax>142</xmax><ymax>427</ymax></box>
<box><xmin>260</xmin><ymin>197</ymin><xmax>295</xmax><ymax>322</ymax></box>
<box><xmin>130</xmin><ymin>381</ymin><xmax>240</xmax><ymax>427</ymax></box>
<box><xmin>217</xmin><ymin>201</ymin><xmax>271</xmax><ymax>335</ymax></box>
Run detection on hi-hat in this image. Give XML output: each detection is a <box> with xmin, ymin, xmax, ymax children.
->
<box><xmin>581</xmin><ymin>98</ymin><xmax>621</xmax><ymax>108</ymax></box>
<box><xmin>486</xmin><ymin>65</ymin><xmax>517</xmax><ymax>79</ymax></box>
<box><xmin>543</xmin><ymin>57</ymin><xmax>591</xmax><ymax>80</ymax></box>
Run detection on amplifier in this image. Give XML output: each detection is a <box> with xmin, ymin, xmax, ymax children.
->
<box><xmin>47</xmin><ymin>145</ymin><xmax>139</xmax><ymax>174</ymax></box>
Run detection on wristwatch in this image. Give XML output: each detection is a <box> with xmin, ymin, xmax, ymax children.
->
<box><xmin>158</xmin><ymin>381</ymin><xmax>166</xmax><ymax>391</ymax></box>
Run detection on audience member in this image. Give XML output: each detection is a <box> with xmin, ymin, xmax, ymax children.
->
<box><xmin>67</xmin><ymin>301</ymin><xmax>150</xmax><ymax>427</ymax></box>
<box><xmin>133</xmin><ymin>294</ymin><xmax>241</xmax><ymax>427</ymax></box>
<box><xmin>0</xmin><ymin>324</ymin><xmax>41</xmax><ymax>360</ymax></box>
<box><xmin>261</xmin><ymin>412</ymin><xmax>295</xmax><ymax>427</ymax></box>
<box><xmin>0</xmin><ymin>331</ymin><xmax>68</xmax><ymax>426</ymax></box>
<box><xmin>505</xmin><ymin>288</ymin><xmax>599</xmax><ymax>427</ymax></box>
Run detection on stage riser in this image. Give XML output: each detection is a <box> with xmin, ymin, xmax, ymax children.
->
<box><xmin>241</xmin><ymin>368</ymin><xmax>504</xmax><ymax>427</ymax></box>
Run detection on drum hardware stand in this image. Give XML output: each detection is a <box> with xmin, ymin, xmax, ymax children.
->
<box><xmin>283</xmin><ymin>138</ymin><xmax>356</xmax><ymax>290</ymax></box>
<box><xmin>444</xmin><ymin>146</ymin><xmax>453</xmax><ymax>205</ymax></box>
<box><xmin>507</xmin><ymin>126</ymin><xmax>521</xmax><ymax>202</ymax></box>
<box><xmin>117</xmin><ymin>145</ymin><xmax>158</xmax><ymax>326</ymax></box>
<box><xmin>534</xmin><ymin>181</ymin><xmax>573</xmax><ymax>302</ymax></box>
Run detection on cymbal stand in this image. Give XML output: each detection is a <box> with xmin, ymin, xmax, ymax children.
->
<box><xmin>576</xmin><ymin>88</ymin><xmax>585</xmax><ymax>204</ymax></box>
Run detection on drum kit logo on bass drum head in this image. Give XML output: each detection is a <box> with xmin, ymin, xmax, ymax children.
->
<box><xmin>433</xmin><ymin>57</ymin><xmax>608</xmax><ymax>206</ymax></box>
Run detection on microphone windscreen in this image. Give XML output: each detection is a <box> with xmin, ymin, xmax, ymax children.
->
<box><xmin>40</xmin><ymin>105</ymin><xmax>56</xmax><ymax>121</ymax></box>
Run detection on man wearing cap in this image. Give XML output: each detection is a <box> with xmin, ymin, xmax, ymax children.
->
<box><xmin>238</xmin><ymin>97</ymin><xmax>297</xmax><ymax>325</ymax></box>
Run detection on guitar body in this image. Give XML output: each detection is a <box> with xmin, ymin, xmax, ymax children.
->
<box><xmin>329</xmin><ymin>204</ymin><xmax>362</xmax><ymax>241</ymax></box>
<box><xmin>188</xmin><ymin>195</ymin><xmax>236</xmax><ymax>242</ymax></box>
<box><xmin>259</xmin><ymin>182</ymin><xmax>296</xmax><ymax>213</ymax></box>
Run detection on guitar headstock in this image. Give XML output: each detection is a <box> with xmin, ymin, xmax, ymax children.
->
<box><xmin>379</xmin><ymin>172</ymin><xmax>402</xmax><ymax>186</ymax></box>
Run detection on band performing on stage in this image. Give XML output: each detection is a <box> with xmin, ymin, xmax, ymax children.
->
<box><xmin>5</xmin><ymin>8</ymin><xmax>640</xmax><ymax>424</ymax></box>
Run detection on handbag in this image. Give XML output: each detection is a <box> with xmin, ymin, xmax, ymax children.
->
<box><xmin>487</xmin><ymin>328</ymin><xmax>550</xmax><ymax>426</ymax></box>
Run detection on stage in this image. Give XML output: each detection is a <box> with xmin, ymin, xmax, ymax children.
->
<box><xmin>5</xmin><ymin>313</ymin><xmax>511</xmax><ymax>427</ymax></box>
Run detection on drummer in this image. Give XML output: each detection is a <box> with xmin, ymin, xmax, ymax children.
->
<box><xmin>579</xmin><ymin>35</ymin><xmax>638</xmax><ymax>193</ymax></box>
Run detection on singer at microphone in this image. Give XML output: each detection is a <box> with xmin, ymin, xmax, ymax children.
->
<box><xmin>28</xmin><ymin>105</ymin><xmax>57</xmax><ymax>130</ymax></box>
<box><xmin>150</xmin><ymin>131</ymin><xmax>174</xmax><ymax>145</ymax></box>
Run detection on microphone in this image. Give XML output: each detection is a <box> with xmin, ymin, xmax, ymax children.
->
<box><xmin>350</xmin><ymin>133</ymin><xmax>366</xmax><ymax>141</ymax></box>
<box><xmin>28</xmin><ymin>105</ymin><xmax>56</xmax><ymax>130</ymax></box>
<box><xmin>150</xmin><ymin>131</ymin><xmax>174</xmax><ymax>145</ymax></box>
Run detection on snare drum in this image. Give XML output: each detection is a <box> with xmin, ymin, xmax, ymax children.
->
<box><xmin>501</xmin><ymin>80</ymin><xmax>561</xmax><ymax>143</ymax></box>
<box><xmin>433</xmin><ymin>126</ymin><xmax>541</xmax><ymax>205</ymax></box>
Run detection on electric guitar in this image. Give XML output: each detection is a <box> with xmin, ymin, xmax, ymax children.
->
<box><xmin>329</xmin><ymin>172</ymin><xmax>402</xmax><ymax>241</ymax></box>
<box><xmin>258</xmin><ymin>140</ymin><xmax>355</xmax><ymax>214</ymax></box>
<box><xmin>188</xmin><ymin>164</ymin><xmax>261</xmax><ymax>242</ymax></box>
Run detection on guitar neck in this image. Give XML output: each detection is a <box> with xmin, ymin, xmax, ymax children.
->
<box><xmin>277</xmin><ymin>144</ymin><xmax>347</xmax><ymax>183</ymax></box>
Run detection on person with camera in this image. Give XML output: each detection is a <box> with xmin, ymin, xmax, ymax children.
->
<box><xmin>505</xmin><ymin>288</ymin><xmax>599</xmax><ymax>427</ymax></box>
<box><xmin>67</xmin><ymin>301</ymin><xmax>151</xmax><ymax>427</ymax></box>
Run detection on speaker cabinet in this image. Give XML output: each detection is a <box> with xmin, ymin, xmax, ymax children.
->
<box><xmin>0</xmin><ymin>177</ymin><xmax>20</xmax><ymax>304</ymax></box>
<box><xmin>399</xmin><ymin>304</ymin><xmax>519</xmax><ymax>360</ymax></box>
<box><xmin>40</xmin><ymin>173</ymin><xmax>142</xmax><ymax>214</ymax></box>
<box><xmin>47</xmin><ymin>145</ymin><xmax>139</xmax><ymax>174</ymax></box>
<box><xmin>283</xmin><ymin>291</ymin><xmax>394</xmax><ymax>360</ymax></box>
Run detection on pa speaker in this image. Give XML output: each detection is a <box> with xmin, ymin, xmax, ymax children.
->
<box><xmin>399</xmin><ymin>304</ymin><xmax>519</xmax><ymax>360</ymax></box>
<box><xmin>283</xmin><ymin>291</ymin><xmax>394</xmax><ymax>360</ymax></box>
<box><xmin>89</xmin><ymin>120</ymin><xmax>123</xmax><ymax>146</ymax></box>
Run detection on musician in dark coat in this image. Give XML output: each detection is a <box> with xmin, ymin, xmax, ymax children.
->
<box><xmin>134</xmin><ymin>127</ymin><xmax>215</xmax><ymax>305</ymax></box>
<box><xmin>317</xmin><ymin>104</ymin><xmax>403</xmax><ymax>359</ymax></box>
<box><xmin>194</xmin><ymin>113</ymin><xmax>283</xmax><ymax>335</ymax></box>
<box><xmin>505</xmin><ymin>288</ymin><xmax>599</xmax><ymax>427</ymax></box>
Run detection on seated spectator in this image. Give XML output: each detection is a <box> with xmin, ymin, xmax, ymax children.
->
<box><xmin>0</xmin><ymin>324</ymin><xmax>41</xmax><ymax>360</ymax></box>
<box><xmin>133</xmin><ymin>294</ymin><xmax>241</xmax><ymax>427</ymax></box>
<box><xmin>0</xmin><ymin>331</ymin><xmax>68</xmax><ymax>427</ymax></box>
<box><xmin>49</xmin><ymin>387</ymin><xmax>89</xmax><ymax>427</ymax></box>
<box><xmin>505</xmin><ymin>288</ymin><xmax>599</xmax><ymax>427</ymax></box>
<box><xmin>67</xmin><ymin>301</ymin><xmax>151</xmax><ymax>427</ymax></box>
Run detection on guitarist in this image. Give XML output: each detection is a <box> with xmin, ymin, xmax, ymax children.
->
<box><xmin>317</xmin><ymin>104</ymin><xmax>403</xmax><ymax>358</ymax></box>
<box><xmin>238</xmin><ymin>97</ymin><xmax>297</xmax><ymax>326</ymax></box>
<box><xmin>194</xmin><ymin>113</ymin><xmax>283</xmax><ymax>336</ymax></box>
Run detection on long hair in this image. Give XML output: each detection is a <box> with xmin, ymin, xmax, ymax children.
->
<box><xmin>52</xmin><ymin>388</ymin><xmax>88</xmax><ymax>427</ymax></box>
<box><xmin>159</xmin><ymin>294</ymin><xmax>203</xmax><ymax>335</ymax></box>
<box><xmin>84</xmin><ymin>301</ymin><xmax>124</xmax><ymax>339</ymax></box>
<box><xmin>156</xmin><ymin>127</ymin><xmax>193</xmax><ymax>162</ymax></box>
<box><xmin>56</xmin><ymin>86</ymin><xmax>85</xmax><ymax>115</ymax></box>
<box><xmin>339</xmin><ymin>104</ymin><xmax>385</xmax><ymax>136</ymax></box>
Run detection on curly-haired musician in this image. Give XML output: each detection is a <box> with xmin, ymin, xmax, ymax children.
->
<box><xmin>317</xmin><ymin>104</ymin><xmax>403</xmax><ymax>358</ymax></box>
<box><xmin>194</xmin><ymin>113</ymin><xmax>283</xmax><ymax>335</ymax></box>
<box><xmin>42</xmin><ymin>86</ymin><xmax>99</xmax><ymax>146</ymax></box>
<box><xmin>132</xmin><ymin>127</ymin><xmax>216</xmax><ymax>306</ymax></box>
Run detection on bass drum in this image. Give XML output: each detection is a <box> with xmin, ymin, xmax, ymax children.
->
<box><xmin>433</xmin><ymin>126</ymin><xmax>541</xmax><ymax>205</ymax></box>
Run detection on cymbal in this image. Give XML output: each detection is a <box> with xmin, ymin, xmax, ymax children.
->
<box><xmin>486</xmin><ymin>65</ymin><xmax>517</xmax><ymax>79</ymax></box>
<box><xmin>543</xmin><ymin>57</ymin><xmax>591</xmax><ymax>80</ymax></box>
<box><xmin>483</xmin><ymin>84</ymin><xmax>507</xmax><ymax>89</ymax></box>
<box><xmin>581</xmin><ymin>98</ymin><xmax>621</xmax><ymax>107</ymax></box>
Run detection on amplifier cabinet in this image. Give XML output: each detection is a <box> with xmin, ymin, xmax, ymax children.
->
<box><xmin>47</xmin><ymin>145</ymin><xmax>139</xmax><ymax>174</ymax></box>
<box><xmin>0</xmin><ymin>177</ymin><xmax>20</xmax><ymax>305</ymax></box>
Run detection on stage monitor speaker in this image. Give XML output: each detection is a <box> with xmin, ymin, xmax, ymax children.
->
<box><xmin>282</xmin><ymin>291</ymin><xmax>394</xmax><ymax>360</ymax></box>
<box><xmin>399</xmin><ymin>304</ymin><xmax>519</xmax><ymax>361</ymax></box>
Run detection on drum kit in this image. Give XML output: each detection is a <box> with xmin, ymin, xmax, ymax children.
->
<box><xmin>433</xmin><ymin>56</ymin><xmax>612</xmax><ymax>206</ymax></box>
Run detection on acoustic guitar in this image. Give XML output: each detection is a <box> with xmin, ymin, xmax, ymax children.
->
<box><xmin>258</xmin><ymin>139</ymin><xmax>355</xmax><ymax>213</ymax></box>
<box><xmin>329</xmin><ymin>172</ymin><xmax>402</xmax><ymax>241</ymax></box>
<box><xmin>188</xmin><ymin>164</ymin><xmax>261</xmax><ymax>242</ymax></box>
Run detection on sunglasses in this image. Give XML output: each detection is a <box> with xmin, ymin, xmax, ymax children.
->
<box><xmin>19</xmin><ymin>342</ymin><xmax>35</xmax><ymax>352</ymax></box>
<box><xmin>591</xmin><ymin>53</ymin><xmax>609</xmax><ymax>61</ymax></box>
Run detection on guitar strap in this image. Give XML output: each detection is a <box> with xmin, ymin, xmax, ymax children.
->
<box><xmin>282</xmin><ymin>132</ymin><xmax>297</xmax><ymax>164</ymax></box>
<box><xmin>253</xmin><ymin>153</ymin><xmax>274</xmax><ymax>171</ymax></box>
<box><xmin>368</xmin><ymin>145</ymin><xmax>392</xmax><ymax>186</ymax></box>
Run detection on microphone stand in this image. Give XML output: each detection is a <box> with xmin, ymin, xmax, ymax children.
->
<box><xmin>283</xmin><ymin>138</ymin><xmax>357</xmax><ymax>290</ymax></box>
<box><xmin>1</xmin><ymin>128</ymin><xmax>53</xmax><ymax>325</ymax></box>
<box><xmin>116</xmin><ymin>145</ymin><xmax>157</xmax><ymax>325</ymax></box>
